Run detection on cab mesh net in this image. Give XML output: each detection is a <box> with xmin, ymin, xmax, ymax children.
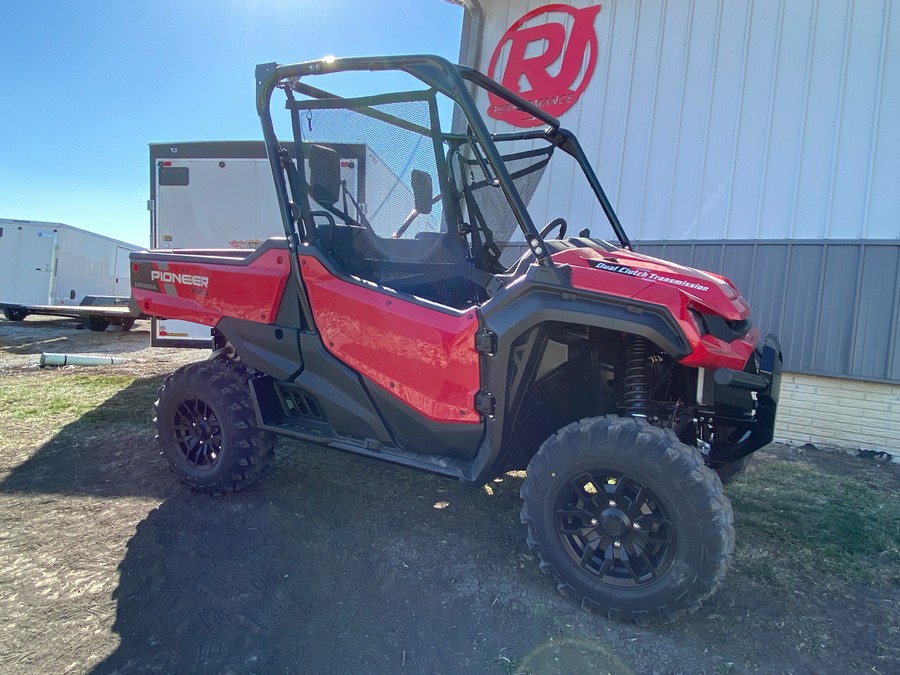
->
<box><xmin>453</xmin><ymin>143</ymin><xmax>553</xmax><ymax>262</ymax></box>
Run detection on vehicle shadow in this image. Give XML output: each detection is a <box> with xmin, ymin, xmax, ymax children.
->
<box><xmin>1</xmin><ymin>373</ymin><xmax>618</xmax><ymax>673</ymax></box>
<box><xmin>1</xmin><ymin>376</ymin><xmax>801</xmax><ymax>674</ymax></box>
<box><xmin>89</xmin><ymin>448</ymin><xmax>576</xmax><ymax>674</ymax></box>
<box><xmin>0</xmin><ymin>375</ymin><xmax>174</xmax><ymax>500</ymax></box>
<box><xmin>1</xmin><ymin>380</ymin><xmax>597</xmax><ymax>673</ymax></box>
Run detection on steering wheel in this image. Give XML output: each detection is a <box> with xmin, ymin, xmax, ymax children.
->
<box><xmin>539</xmin><ymin>217</ymin><xmax>567</xmax><ymax>239</ymax></box>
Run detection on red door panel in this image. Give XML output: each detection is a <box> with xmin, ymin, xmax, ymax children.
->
<box><xmin>299</xmin><ymin>256</ymin><xmax>481</xmax><ymax>424</ymax></box>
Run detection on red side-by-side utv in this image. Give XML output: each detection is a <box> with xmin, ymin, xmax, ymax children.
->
<box><xmin>131</xmin><ymin>55</ymin><xmax>782</xmax><ymax>622</ymax></box>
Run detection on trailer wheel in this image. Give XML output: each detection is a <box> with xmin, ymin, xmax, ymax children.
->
<box><xmin>154</xmin><ymin>361</ymin><xmax>275</xmax><ymax>494</ymax></box>
<box><xmin>86</xmin><ymin>315</ymin><xmax>110</xmax><ymax>332</ymax></box>
<box><xmin>521</xmin><ymin>415</ymin><xmax>734</xmax><ymax>624</ymax></box>
<box><xmin>3</xmin><ymin>308</ymin><xmax>27</xmax><ymax>322</ymax></box>
<box><xmin>120</xmin><ymin>318</ymin><xmax>136</xmax><ymax>332</ymax></box>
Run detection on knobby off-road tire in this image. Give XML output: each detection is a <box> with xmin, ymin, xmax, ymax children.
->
<box><xmin>521</xmin><ymin>415</ymin><xmax>734</xmax><ymax>624</ymax></box>
<box><xmin>154</xmin><ymin>360</ymin><xmax>275</xmax><ymax>494</ymax></box>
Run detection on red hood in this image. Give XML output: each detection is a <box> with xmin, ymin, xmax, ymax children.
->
<box><xmin>551</xmin><ymin>245</ymin><xmax>757</xmax><ymax>369</ymax></box>
<box><xmin>553</xmin><ymin>246</ymin><xmax>750</xmax><ymax>320</ymax></box>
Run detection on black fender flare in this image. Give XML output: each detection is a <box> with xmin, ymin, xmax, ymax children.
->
<box><xmin>470</xmin><ymin>266</ymin><xmax>691</xmax><ymax>483</ymax></box>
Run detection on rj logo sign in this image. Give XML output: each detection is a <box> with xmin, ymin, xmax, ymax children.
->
<box><xmin>487</xmin><ymin>3</ymin><xmax>602</xmax><ymax>127</ymax></box>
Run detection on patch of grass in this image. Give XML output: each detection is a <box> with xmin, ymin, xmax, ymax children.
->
<box><xmin>0</xmin><ymin>373</ymin><xmax>134</xmax><ymax>419</ymax></box>
<box><xmin>0</xmin><ymin>372</ymin><xmax>162</xmax><ymax>452</ymax></box>
<box><xmin>728</xmin><ymin>455</ymin><xmax>900</xmax><ymax>589</ymax></box>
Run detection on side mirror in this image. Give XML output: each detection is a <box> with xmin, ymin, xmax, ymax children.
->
<box><xmin>308</xmin><ymin>144</ymin><xmax>340</xmax><ymax>205</ymax></box>
<box><xmin>411</xmin><ymin>169</ymin><xmax>433</xmax><ymax>215</ymax></box>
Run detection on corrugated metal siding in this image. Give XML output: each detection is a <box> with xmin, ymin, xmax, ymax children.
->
<box><xmin>471</xmin><ymin>0</ymin><xmax>900</xmax><ymax>241</ymax></box>
<box><xmin>635</xmin><ymin>240</ymin><xmax>900</xmax><ymax>383</ymax></box>
<box><xmin>467</xmin><ymin>1</ymin><xmax>899</xmax><ymax>383</ymax></box>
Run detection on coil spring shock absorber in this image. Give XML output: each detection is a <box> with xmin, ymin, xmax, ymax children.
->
<box><xmin>623</xmin><ymin>335</ymin><xmax>651</xmax><ymax>418</ymax></box>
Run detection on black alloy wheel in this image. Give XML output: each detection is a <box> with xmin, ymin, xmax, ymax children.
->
<box><xmin>172</xmin><ymin>396</ymin><xmax>224</xmax><ymax>470</ymax></box>
<box><xmin>521</xmin><ymin>415</ymin><xmax>734</xmax><ymax>623</ymax></box>
<box><xmin>154</xmin><ymin>360</ymin><xmax>275</xmax><ymax>494</ymax></box>
<box><xmin>555</xmin><ymin>470</ymin><xmax>675</xmax><ymax>588</ymax></box>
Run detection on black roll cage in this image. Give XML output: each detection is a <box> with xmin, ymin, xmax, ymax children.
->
<box><xmin>254</xmin><ymin>55</ymin><xmax>631</xmax><ymax>275</ymax></box>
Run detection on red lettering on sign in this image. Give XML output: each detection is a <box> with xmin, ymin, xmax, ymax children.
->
<box><xmin>487</xmin><ymin>4</ymin><xmax>602</xmax><ymax>127</ymax></box>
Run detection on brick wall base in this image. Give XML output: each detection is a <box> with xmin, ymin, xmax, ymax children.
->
<box><xmin>774</xmin><ymin>372</ymin><xmax>900</xmax><ymax>461</ymax></box>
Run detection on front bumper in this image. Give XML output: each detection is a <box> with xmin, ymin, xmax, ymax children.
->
<box><xmin>707</xmin><ymin>334</ymin><xmax>783</xmax><ymax>464</ymax></box>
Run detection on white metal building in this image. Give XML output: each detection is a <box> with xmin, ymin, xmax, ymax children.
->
<box><xmin>449</xmin><ymin>0</ymin><xmax>900</xmax><ymax>454</ymax></box>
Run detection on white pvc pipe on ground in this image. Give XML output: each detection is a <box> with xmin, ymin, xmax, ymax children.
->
<box><xmin>39</xmin><ymin>353</ymin><xmax>126</xmax><ymax>367</ymax></box>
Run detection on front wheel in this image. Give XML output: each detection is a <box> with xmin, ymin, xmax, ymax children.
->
<box><xmin>521</xmin><ymin>415</ymin><xmax>734</xmax><ymax>623</ymax></box>
<box><xmin>154</xmin><ymin>361</ymin><xmax>275</xmax><ymax>494</ymax></box>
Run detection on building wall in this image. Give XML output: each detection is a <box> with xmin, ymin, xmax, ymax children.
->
<box><xmin>460</xmin><ymin>0</ymin><xmax>900</xmax><ymax>451</ymax></box>
<box><xmin>467</xmin><ymin>0</ymin><xmax>900</xmax><ymax>241</ymax></box>
<box><xmin>776</xmin><ymin>373</ymin><xmax>900</xmax><ymax>458</ymax></box>
<box><xmin>636</xmin><ymin>240</ymin><xmax>900</xmax><ymax>383</ymax></box>
<box><xmin>464</xmin><ymin>1</ymin><xmax>900</xmax><ymax>382</ymax></box>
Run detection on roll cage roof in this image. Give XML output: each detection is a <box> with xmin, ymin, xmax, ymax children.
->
<box><xmin>254</xmin><ymin>54</ymin><xmax>631</xmax><ymax>262</ymax></box>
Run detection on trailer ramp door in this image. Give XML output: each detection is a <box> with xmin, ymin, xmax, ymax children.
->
<box><xmin>16</xmin><ymin>228</ymin><xmax>57</xmax><ymax>305</ymax></box>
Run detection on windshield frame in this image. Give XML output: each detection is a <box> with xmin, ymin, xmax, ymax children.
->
<box><xmin>255</xmin><ymin>55</ymin><xmax>632</xmax><ymax>266</ymax></box>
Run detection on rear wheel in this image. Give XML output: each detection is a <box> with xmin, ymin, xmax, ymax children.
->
<box><xmin>85</xmin><ymin>315</ymin><xmax>110</xmax><ymax>332</ymax></box>
<box><xmin>3</xmin><ymin>308</ymin><xmax>27</xmax><ymax>321</ymax></box>
<box><xmin>521</xmin><ymin>415</ymin><xmax>734</xmax><ymax>623</ymax></box>
<box><xmin>154</xmin><ymin>360</ymin><xmax>275</xmax><ymax>494</ymax></box>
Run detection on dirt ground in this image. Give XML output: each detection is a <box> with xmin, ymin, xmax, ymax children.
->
<box><xmin>0</xmin><ymin>316</ymin><xmax>897</xmax><ymax>674</ymax></box>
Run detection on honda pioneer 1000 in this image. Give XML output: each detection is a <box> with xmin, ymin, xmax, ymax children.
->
<box><xmin>131</xmin><ymin>55</ymin><xmax>782</xmax><ymax>622</ymax></box>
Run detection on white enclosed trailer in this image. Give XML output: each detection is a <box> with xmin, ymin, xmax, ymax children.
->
<box><xmin>0</xmin><ymin>218</ymin><xmax>140</xmax><ymax>330</ymax></box>
<box><xmin>148</xmin><ymin>141</ymin><xmax>435</xmax><ymax>347</ymax></box>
